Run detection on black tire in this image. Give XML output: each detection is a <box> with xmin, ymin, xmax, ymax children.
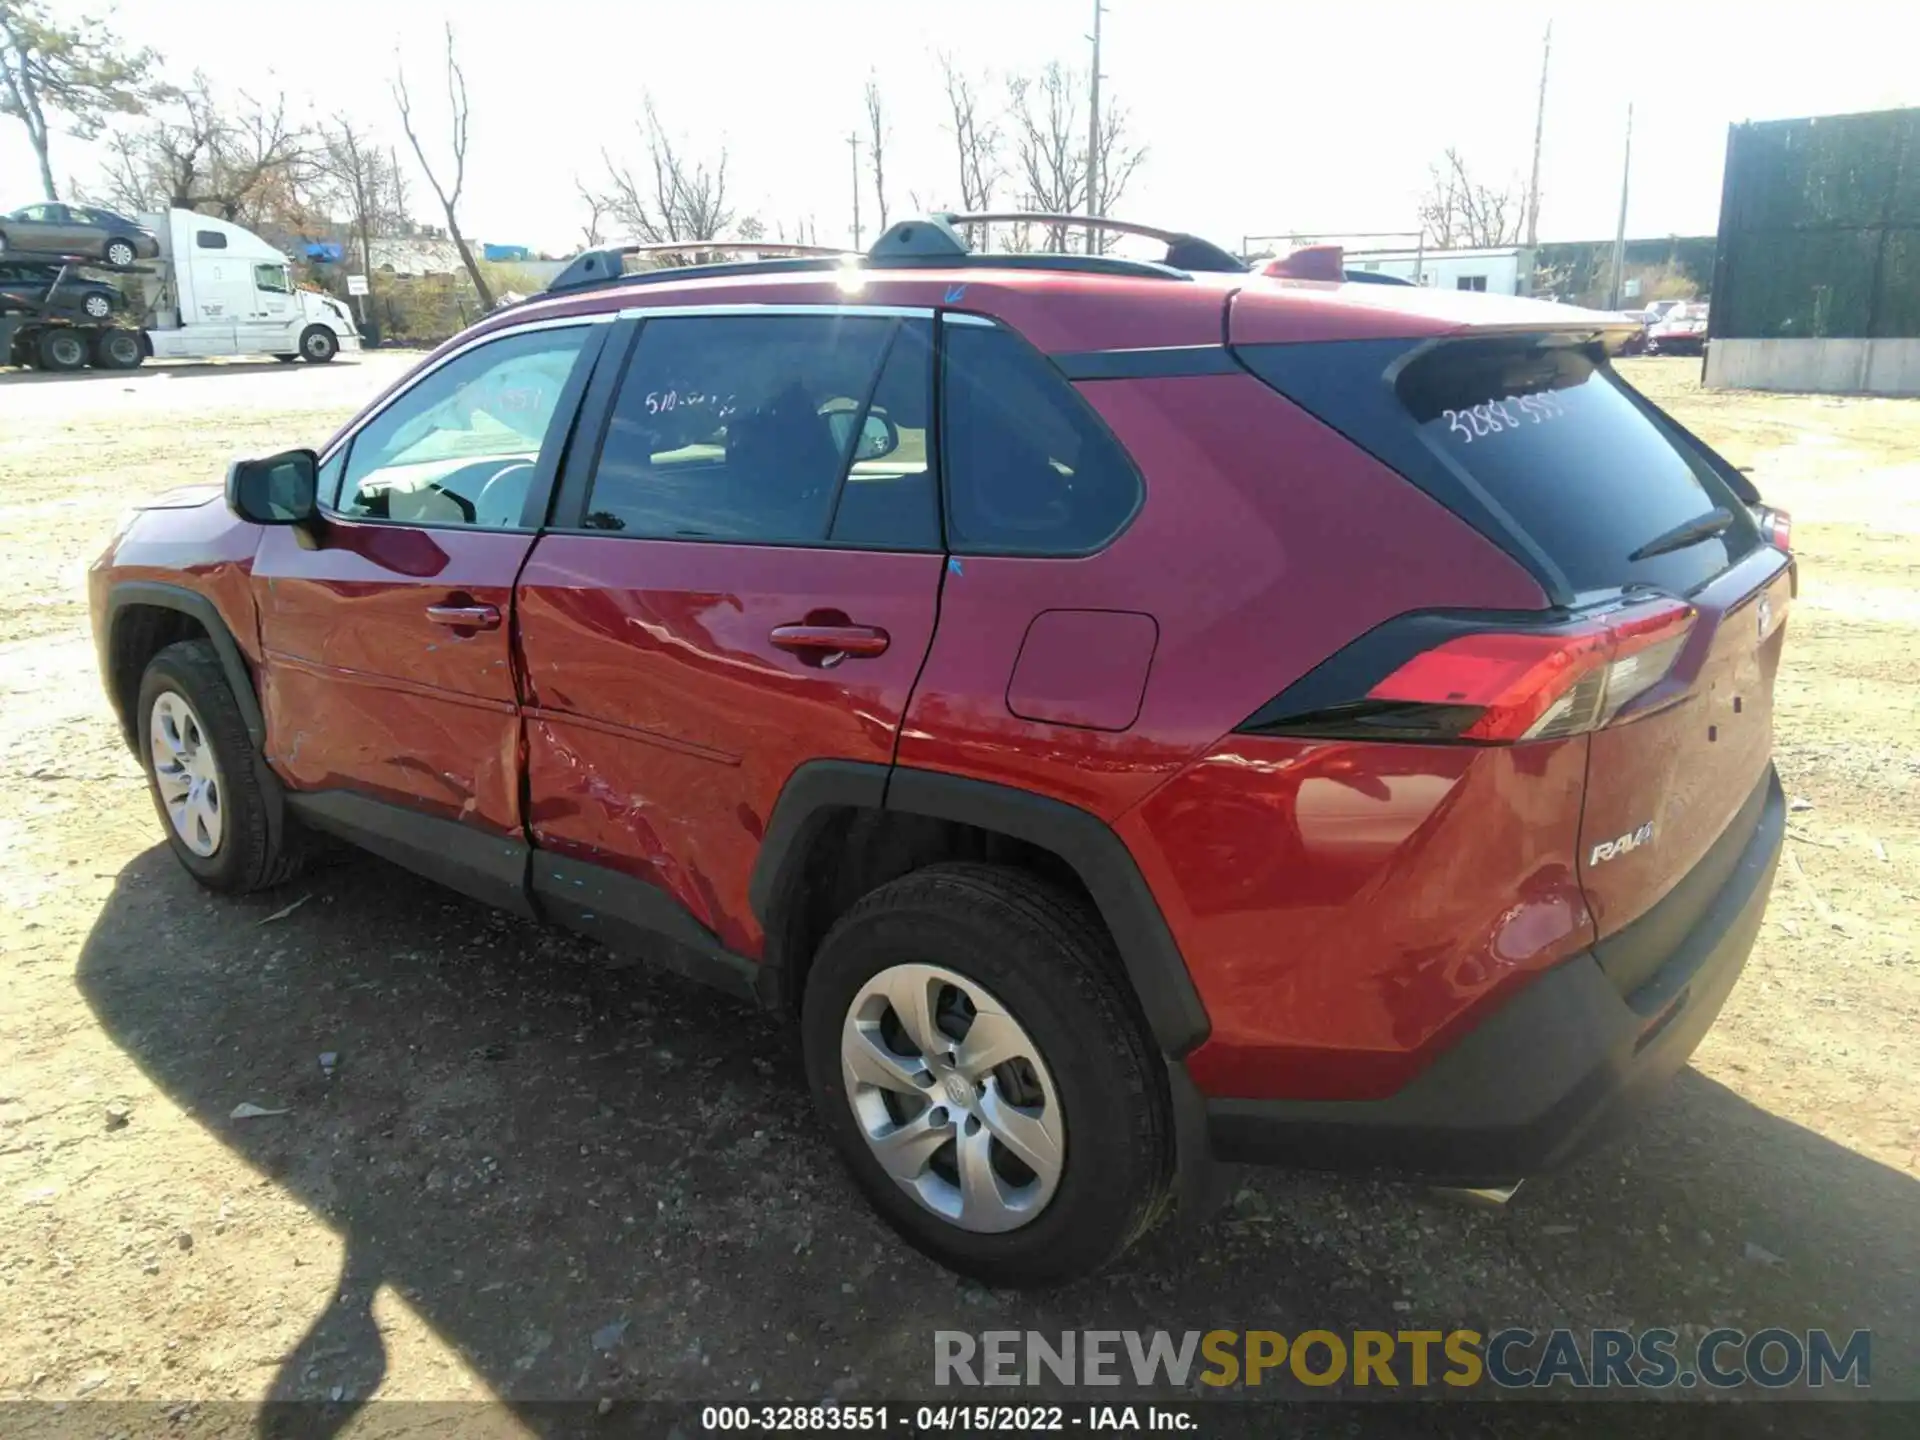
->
<box><xmin>36</xmin><ymin>328</ymin><xmax>88</xmax><ymax>372</ymax></box>
<box><xmin>81</xmin><ymin>290</ymin><xmax>114</xmax><ymax>320</ymax></box>
<box><xmin>104</xmin><ymin>238</ymin><xmax>137</xmax><ymax>268</ymax></box>
<box><xmin>91</xmin><ymin>329</ymin><xmax>143</xmax><ymax>370</ymax></box>
<box><xmin>299</xmin><ymin>325</ymin><xmax>338</xmax><ymax>363</ymax></box>
<box><xmin>136</xmin><ymin>640</ymin><xmax>304</xmax><ymax>893</ymax></box>
<box><xmin>801</xmin><ymin>862</ymin><xmax>1173</xmax><ymax>1287</ymax></box>
<box><xmin>0</xmin><ymin>228</ymin><xmax>9</xmax><ymax>255</ymax></box>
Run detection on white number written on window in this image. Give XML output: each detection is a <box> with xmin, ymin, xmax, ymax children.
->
<box><xmin>643</xmin><ymin>389</ymin><xmax>737</xmax><ymax>418</ymax></box>
<box><xmin>1442</xmin><ymin>389</ymin><xmax>1570</xmax><ymax>444</ymax></box>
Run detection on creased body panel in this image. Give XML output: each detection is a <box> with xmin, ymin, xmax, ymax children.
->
<box><xmin>1122</xmin><ymin>733</ymin><xmax>1595</xmax><ymax>1102</ymax></box>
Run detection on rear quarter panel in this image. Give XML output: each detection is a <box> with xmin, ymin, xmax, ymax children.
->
<box><xmin>897</xmin><ymin>373</ymin><xmax>1549</xmax><ymax>818</ymax></box>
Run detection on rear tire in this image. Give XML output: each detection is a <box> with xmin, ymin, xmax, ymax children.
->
<box><xmin>800</xmin><ymin>862</ymin><xmax>1173</xmax><ymax>1287</ymax></box>
<box><xmin>91</xmin><ymin>329</ymin><xmax>143</xmax><ymax>370</ymax></box>
<box><xmin>298</xmin><ymin>325</ymin><xmax>338</xmax><ymax>363</ymax></box>
<box><xmin>136</xmin><ymin>640</ymin><xmax>304</xmax><ymax>893</ymax></box>
<box><xmin>36</xmin><ymin>328</ymin><xmax>88</xmax><ymax>372</ymax></box>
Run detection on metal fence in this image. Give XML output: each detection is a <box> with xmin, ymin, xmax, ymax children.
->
<box><xmin>1710</xmin><ymin>107</ymin><xmax>1920</xmax><ymax>341</ymax></box>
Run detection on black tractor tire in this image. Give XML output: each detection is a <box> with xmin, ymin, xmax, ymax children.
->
<box><xmin>36</xmin><ymin>328</ymin><xmax>88</xmax><ymax>372</ymax></box>
<box><xmin>299</xmin><ymin>325</ymin><xmax>338</xmax><ymax>363</ymax></box>
<box><xmin>91</xmin><ymin>329</ymin><xmax>143</xmax><ymax>370</ymax></box>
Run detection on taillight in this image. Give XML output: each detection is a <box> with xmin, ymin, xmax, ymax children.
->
<box><xmin>1239</xmin><ymin>599</ymin><xmax>1696</xmax><ymax>745</ymax></box>
<box><xmin>1751</xmin><ymin>504</ymin><xmax>1791</xmax><ymax>553</ymax></box>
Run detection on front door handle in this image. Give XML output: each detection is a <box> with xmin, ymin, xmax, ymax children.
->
<box><xmin>770</xmin><ymin>623</ymin><xmax>890</xmax><ymax>667</ymax></box>
<box><xmin>426</xmin><ymin>603</ymin><xmax>501</xmax><ymax>630</ymax></box>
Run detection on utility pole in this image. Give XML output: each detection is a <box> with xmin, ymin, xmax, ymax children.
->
<box><xmin>848</xmin><ymin>132</ymin><xmax>862</xmax><ymax>249</ymax></box>
<box><xmin>1085</xmin><ymin>0</ymin><xmax>1104</xmax><ymax>254</ymax></box>
<box><xmin>1525</xmin><ymin>21</ymin><xmax>1551</xmax><ymax>249</ymax></box>
<box><xmin>1608</xmin><ymin>103</ymin><xmax>1634</xmax><ymax>310</ymax></box>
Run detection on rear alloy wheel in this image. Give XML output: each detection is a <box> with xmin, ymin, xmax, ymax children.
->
<box><xmin>840</xmin><ymin>962</ymin><xmax>1067</xmax><ymax>1233</ymax></box>
<box><xmin>802</xmin><ymin>863</ymin><xmax>1173</xmax><ymax>1287</ymax></box>
<box><xmin>36</xmin><ymin>328</ymin><xmax>88</xmax><ymax>372</ymax></box>
<box><xmin>137</xmin><ymin>639</ymin><xmax>305</xmax><ymax>893</ymax></box>
<box><xmin>299</xmin><ymin>325</ymin><xmax>338</xmax><ymax>363</ymax></box>
<box><xmin>104</xmin><ymin>238</ymin><xmax>137</xmax><ymax>268</ymax></box>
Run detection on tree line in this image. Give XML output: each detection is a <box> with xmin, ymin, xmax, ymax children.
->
<box><xmin>5</xmin><ymin>0</ymin><xmax>1528</xmax><ymax>310</ymax></box>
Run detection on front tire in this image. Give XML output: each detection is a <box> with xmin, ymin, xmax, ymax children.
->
<box><xmin>104</xmin><ymin>238</ymin><xmax>137</xmax><ymax>268</ymax></box>
<box><xmin>137</xmin><ymin>640</ymin><xmax>303</xmax><ymax>893</ymax></box>
<box><xmin>299</xmin><ymin>325</ymin><xmax>338</xmax><ymax>363</ymax></box>
<box><xmin>801</xmin><ymin>863</ymin><xmax>1173</xmax><ymax>1287</ymax></box>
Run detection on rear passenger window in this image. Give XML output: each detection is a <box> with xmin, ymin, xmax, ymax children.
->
<box><xmin>586</xmin><ymin>314</ymin><xmax>935</xmax><ymax>548</ymax></box>
<box><xmin>940</xmin><ymin>321</ymin><xmax>1142</xmax><ymax>555</ymax></box>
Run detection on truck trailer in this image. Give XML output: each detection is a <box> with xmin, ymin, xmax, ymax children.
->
<box><xmin>0</xmin><ymin>209</ymin><xmax>361</xmax><ymax>372</ymax></box>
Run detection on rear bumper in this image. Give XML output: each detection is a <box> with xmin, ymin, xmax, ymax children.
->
<box><xmin>1206</xmin><ymin>766</ymin><xmax>1784</xmax><ymax>1185</ymax></box>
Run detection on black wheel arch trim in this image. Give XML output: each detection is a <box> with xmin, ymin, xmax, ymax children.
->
<box><xmin>109</xmin><ymin>579</ymin><xmax>288</xmax><ymax>859</ymax></box>
<box><xmin>750</xmin><ymin>760</ymin><xmax>1211</xmax><ymax>1058</ymax></box>
<box><xmin>106</xmin><ymin>581</ymin><xmax>265</xmax><ymax>748</ymax></box>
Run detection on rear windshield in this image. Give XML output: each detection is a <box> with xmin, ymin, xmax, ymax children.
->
<box><xmin>1238</xmin><ymin>336</ymin><xmax>1761</xmax><ymax>597</ymax></box>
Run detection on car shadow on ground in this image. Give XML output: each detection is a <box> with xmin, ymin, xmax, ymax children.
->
<box><xmin>77</xmin><ymin>845</ymin><xmax>1917</xmax><ymax>1431</ymax></box>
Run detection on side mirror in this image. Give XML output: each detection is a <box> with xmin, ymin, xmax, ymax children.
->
<box><xmin>227</xmin><ymin>449</ymin><xmax>319</xmax><ymax>526</ymax></box>
<box><xmin>853</xmin><ymin>411</ymin><xmax>901</xmax><ymax>462</ymax></box>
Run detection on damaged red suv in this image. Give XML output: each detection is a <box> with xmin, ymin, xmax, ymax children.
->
<box><xmin>90</xmin><ymin>214</ymin><xmax>1791</xmax><ymax>1285</ymax></box>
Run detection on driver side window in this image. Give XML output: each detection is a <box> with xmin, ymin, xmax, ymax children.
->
<box><xmin>338</xmin><ymin>326</ymin><xmax>589</xmax><ymax>529</ymax></box>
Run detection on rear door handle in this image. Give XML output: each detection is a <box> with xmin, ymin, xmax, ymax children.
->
<box><xmin>426</xmin><ymin>603</ymin><xmax>501</xmax><ymax>630</ymax></box>
<box><xmin>769</xmin><ymin>623</ymin><xmax>890</xmax><ymax>667</ymax></box>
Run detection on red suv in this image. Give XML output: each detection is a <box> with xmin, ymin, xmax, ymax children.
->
<box><xmin>90</xmin><ymin>215</ymin><xmax>1791</xmax><ymax>1286</ymax></box>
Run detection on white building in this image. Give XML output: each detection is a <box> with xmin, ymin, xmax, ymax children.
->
<box><xmin>1343</xmin><ymin>245</ymin><xmax>1536</xmax><ymax>296</ymax></box>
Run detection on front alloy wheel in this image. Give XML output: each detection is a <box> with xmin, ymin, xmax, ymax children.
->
<box><xmin>148</xmin><ymin>690</ymin><xmax>223</xmax><ymax>856</ymax></box>
<box><xmin>841</xmin><ymin>963</ymin><xmax>1066</xmax><ymax>1233</ymax></box>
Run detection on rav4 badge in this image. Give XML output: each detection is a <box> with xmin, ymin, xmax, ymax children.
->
<box><xmin>1590</xmin><ymin>822</ymin><xmax>1655</xmax><ymax>866</ymax></box>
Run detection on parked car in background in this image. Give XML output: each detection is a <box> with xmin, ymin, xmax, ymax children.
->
<box><xmin>90</xmin><ymin>214</ymin><xmax>1790</xmax><ymax>1285</ymax></box>
<box><xmin>0</xmin><ymin>203</ymin><xmax>159</xmax><ymax>267</ymax></box>
<box><xmin>1648</xmin><ymin>302</ymin><xmax>1710</xmax><ymax>356</ymax></box>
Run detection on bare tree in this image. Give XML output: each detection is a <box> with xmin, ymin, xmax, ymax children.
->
<box><xmin>1089</xmin><ymin>95</ymin><xmax>1145</xmax><ymax>236</ymax></box>
<box><xmin>575</xmin><ymin>178</ymin><xmax>607</xmax><ymax>248</ymax></box>
<box><xmin>1418</xmin><ymin>147</ymin><xmax>1522</xmax><ymax>249</ymax></box>
<box><xmin>320</xmin><ymin>114</ymin><xmax>406</xmax><ymax>283</ymax></box>
<box><xmin>1007</xmin><ymin>64</ymin><xmax>1085</xmax><ymax>250</ymax></box>
<box><xmin>864</xmin><ymin>75</ymin><xmax>889</xmax><ymax>232</ymax></box>
<box><xmin>938</xmin><ymin>53</ymin><xmax>1001</xmax><ymax>222</ymax></box>
<box><xmin>586</xmin><ymin>94</ymin><xmax>733</xmax><ymax>245</ymax></box>
<box><xmin>393</xmin><ymin>24</ymin><xmax>492</xmax><ymax>310</ymax></box>
<box><xmin>0</xmin><ymin>0</ymin><xmax>153</xmax><ymax>200</ymax></box>
<box><xmin>1004</xmin><ymin>63</ymin><xmax>1146</xmax><ymax>253</ymax></box>
<box><xmin>99</xmin><ymin>73</ymin><xmax>317</xmax><ymax>229</ymax></box>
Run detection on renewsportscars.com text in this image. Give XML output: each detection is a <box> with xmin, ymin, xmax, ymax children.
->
<box><xmin>934</xmin><ymin>1327</ymin><xmax>1871</xmax><ymax>1391</ymax></box>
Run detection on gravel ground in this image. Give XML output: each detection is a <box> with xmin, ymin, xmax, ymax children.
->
<box><xmin>0</xmin><ymin>354</ymin><xmax>1914</xmax><ymax>1429</ymax></box>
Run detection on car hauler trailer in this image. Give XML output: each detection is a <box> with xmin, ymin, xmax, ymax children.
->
<box><xmin>0</xmin><ymin>210</ymin><xmax>359</xmax><ymax>371</ymax></box>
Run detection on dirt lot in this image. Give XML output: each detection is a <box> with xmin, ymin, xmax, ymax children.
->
<box><xmin>1</xmin><ymin>355</ymin><xmax>1915</xmax><ymax>1424</ymax></box>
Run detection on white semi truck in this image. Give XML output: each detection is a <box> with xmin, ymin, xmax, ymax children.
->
<box><xmin>0</xmin><ymin>208</ymin><xmax>361</xmax><ymax>372</ymax></box>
